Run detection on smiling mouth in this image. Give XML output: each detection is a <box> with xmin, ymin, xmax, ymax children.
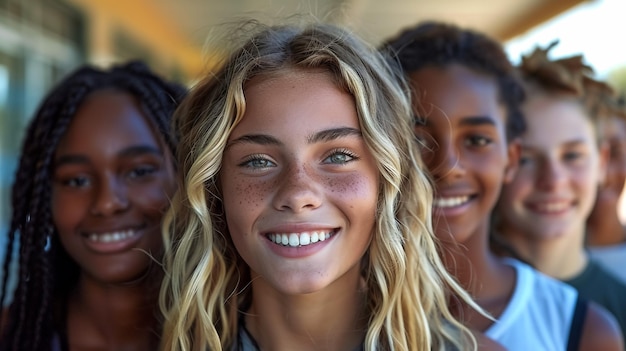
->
<box><xmin>86</xmin><ymin>229</ymin><xmax>139</xmax><ymax>243</ymax></box>
<box><xmin>433</xmin><ymin>195</ymin><xmax>471</xmax><ymax>208</ymax></box>
<box><xmin>529</xmin><ymin>201</ymin><xmax>571</xmax><ymax>213</ymax></box>
<box><xmin>267</xmin><ymin>230</ymin><xmax>335</xmax><ymax>247</ymax></box>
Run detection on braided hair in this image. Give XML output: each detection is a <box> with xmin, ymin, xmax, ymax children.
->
<box><xmin>0</xmin><ymin>61</ymin><xmax>186</xmax><ymax>351</ymax></box>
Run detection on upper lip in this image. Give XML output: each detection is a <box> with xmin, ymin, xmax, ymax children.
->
<box><xmin>526</xmin><ymin>196</ymin><xmax>572</xmax><ymax>204</ymax></box>
<box><xmin>434</xmin><ymin>186</ymin><xmax>475</xmax><ymax>199</ymax></box>
<box><xmin>261</xmin><ymin>223</ymin><xmax>339</xmax><ymax>235</ymax></box>
<box><xmin>80</xmin><ymin>224</ymin><xmax>145</xmax><ymax>235</ymax></box>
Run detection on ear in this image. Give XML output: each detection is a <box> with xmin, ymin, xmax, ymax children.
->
<box><xmin>597</xmin><ymin>140</ymin><xmax>610</xmax><ymax>186</ymax></box>
<box><xmin>504</xmin><ymin>138</ymin><xmax>521</xmax><ymax>184</ymax></box>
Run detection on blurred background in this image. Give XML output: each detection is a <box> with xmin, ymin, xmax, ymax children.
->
<box><xmin>0</xmin><ymin>0</ymin><xmax>624</xmax><ymax>277</ymax></box>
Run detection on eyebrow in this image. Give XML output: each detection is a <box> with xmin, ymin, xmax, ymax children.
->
<box><xmin>54</xmin><ymin>145</ymin><xmax>163</xmax><ymax>168</ymax></box>
<box><xmin>417</xmin><ymin>115</ymin><xmax>497</xmax><ymax>127</ymax></box>
<box><xmin>522</xmin><ymin>139</ymin><xmax>589</xmax><ymax>150</ymax></box>
<box><xmin>227</xmin><ymin>127</ymin><xmax>362</xmax><ymax>148</ymax></box>
<box><xmin>459</xmin><ymin>116</ymin><xmax>497</xmax><ymax>127</ymax></box>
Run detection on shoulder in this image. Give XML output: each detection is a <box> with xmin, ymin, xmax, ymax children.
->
<box><xmin>580</xmin><ymin>301</ymin><xmax>624</xmax><ymax>351</ymax></box>
<box><xmin>474</xmin><ymin>331</ymin><xmax>508</xmax><ymax>351</ymax></box>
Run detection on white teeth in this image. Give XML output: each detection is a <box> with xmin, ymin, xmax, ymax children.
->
<box><xmin>434</xmin><ymin>196</ymin><xmax>470</xmax><ymax>208</ymax></box>
<box><xmin>311</xmin><ymin>232</ymin><xmax>319</xmax><ymax>243</ymax></box>
<box><xmin>288</xmin><ymin>233</ymin><xmax>299</xmax><ymax>247</ymax></box>
<box><xmin>269</xmin><ymin>231</ymin><xmax>333</xmax><ymax>247</ymax></box>
<box><xmin>300</xmin><ymin>232</ymin><xmax>310</xmax><ymax>245</ymax></box>
<box><xmin>536</xmin><ymin>202</ymin><xmax>569</xmax><ymax>212</ymax></box>
<box><xmin>87</xmin><ymin>230</ymin><xmax>137</xmax><ymax>243</ymax></box>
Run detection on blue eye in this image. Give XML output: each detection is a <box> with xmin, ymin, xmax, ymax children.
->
<box><xmin>323</xmin><ymin>149</ymin><xmax>357</xmax><ymax>165</ymax></box>
<box><xmin>240</xmin><ymin>156</ymin><xmax>276</xmax><ymax>169</ymax></box>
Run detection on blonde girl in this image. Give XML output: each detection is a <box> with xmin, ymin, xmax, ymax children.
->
<box><xmin>160</xmin><ymin>21</ymin><xmax>479</xmax><ymax>351</ymax></box>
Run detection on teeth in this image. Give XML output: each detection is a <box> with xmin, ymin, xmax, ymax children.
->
<box><xmin>434</xmin><ymin>196</ymin><xmax>470</xmax><ymax>208</ymax></box>
<box><xmin>87</xmin><ymin>230</ymin><xmax>137</xmax><ymax>243</ymax></box>
<box><xmin>535</xmin><ymin>202</ymin><xmax>569</xmax><ymax>212</ymax></box>
<box><xmin>268</xmin><ymin>231</ymin><xmax>333</xmax><ymax>247</ymax></box>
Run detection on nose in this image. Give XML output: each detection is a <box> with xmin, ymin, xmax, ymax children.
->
<box><xmin>429</xmin><ymin>140</ymin><xmax>466</xmax><ymax>181</ymax></box>
<box><xmin>536</xmin><ymin>158</ymin><xmax>566</xmax><ymax>191</ymax></box>
<box><xmin>90</xmin><ymin>175</ymin><xmax>129</xmax><ymax>216</ymax></box>
<box><xmin>272</xmin><ymin>163</ymin><xmax>322</xmax><ymax>213</ymax></box>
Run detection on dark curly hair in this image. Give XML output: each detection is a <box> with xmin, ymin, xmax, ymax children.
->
<box><xmin>381</xmin><ymin>20</ymin><xmax>526</xmax><ymax>140</ymax></box>
<box><xmin>0</xmin><ymin>61</ymin><xmax>187</xmax><ymax>351</ymax></box>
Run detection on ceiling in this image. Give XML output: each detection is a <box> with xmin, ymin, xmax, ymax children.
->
<box><xmin>150</xmin><ymin>0</ymin><xmax>589</xmax><ymax>48</ymax></box>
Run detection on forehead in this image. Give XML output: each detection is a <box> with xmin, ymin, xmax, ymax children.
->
<box><xmin>56</xmin><ymin>90</ymin><xmax>161</xmax><ymax>151</ymax></box>
<box><xmin>233</xmin><ymin>69</ymin><xmax>358</xmax><ymax>136</ymax></box>
<box><xmin>408</xmin><ymin>64</ymin><xmax>505</xmax><ymax>127</ymax></box>
<box><xmin>522</xmin><ymin>95</ymin><xmax>596</xmax><ymax>145</ymax></box>
<box><xmin>410</xmin><ymin>64</ymin><xmax>500</xmax><ymax>106</ymax></box>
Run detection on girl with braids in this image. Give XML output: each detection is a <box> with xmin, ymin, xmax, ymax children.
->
<box><xmin>585</xmin><ymin>89</ymin><xmax>626</xmax><ymax>285</ymax></box>
<box><xmin>159</xmin><ymin>20</ymin><xmax>481</xmax><ymax>351</ymax></box>
<box><xmin>0</xmin><ymin>61</ymin><xmax>186</xmax><ymax>350</ymax></box>
<box><xmin>382</xmin><ymin>22</ymin><xmax>622</xmax><ymax>350</ymax></box>
<box><xmin>494</xmin><ymin>41</ymin><xmax>626</xmax><ymax>342</ymax></box>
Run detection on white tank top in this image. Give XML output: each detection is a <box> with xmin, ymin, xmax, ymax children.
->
<box><xmin>485</xmin><ymin>258</ymin><xmax>578</xmax><ymax>351</ymax></box>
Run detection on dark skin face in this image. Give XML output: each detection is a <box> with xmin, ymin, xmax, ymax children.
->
<box><xmin>409</xmin><ymin>64</ymin><xmax>517</xmax><ymax>244</ymax></box>
<box><xmin>593</xmin><ymin>116</ymin><xmax>626</xmax><ymax>208</ymax></box>
<box><xmin>51</xmin><ymin>90</ymin><xmax>176</xmax><ymax>286</ymax></box>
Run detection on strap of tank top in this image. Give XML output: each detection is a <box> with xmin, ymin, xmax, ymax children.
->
<box><xmin>566</xmin><ymin>296</ymin><xmax>588</xmax><ymax>351</ymax></box>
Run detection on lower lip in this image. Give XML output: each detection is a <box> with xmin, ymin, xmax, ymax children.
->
<box><xmin>265</xmin><ymin>234</ymin><xmax>336</xmax><ymax>258</ymax></box>
<box><xmin>82</xmin><ymin>230</ymin><xmax>145</xmax><ymax>254</ymax></box>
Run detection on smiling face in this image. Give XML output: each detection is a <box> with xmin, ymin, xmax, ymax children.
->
<box><xmin>498</xmin><ymin>94</ymin><xmax>606</xmax><ymax>240</ymax></box>
<box><xmin>409</xmin><ymin>64</ymin><xmax>516</xmax><ymax>243</ymax></box>
<box><xmin>220</xmin><ymin>69</ymin><xmax>379</xmax><ymax>295</ymax></box>
<box><xmin>52</xmin><ymin>90</ymin><xmax>176</xmax><ymax>285</ymax></box>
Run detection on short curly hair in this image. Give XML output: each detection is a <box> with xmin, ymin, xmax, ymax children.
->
<box><xmin>381</xmin><ymin>21</ymin><xmax>526</xmax><ymax>140</ymax></box>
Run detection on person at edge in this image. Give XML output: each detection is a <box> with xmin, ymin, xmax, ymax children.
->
<box><xmin>493</xmin><ymin>41</ymin><xmax>626</xmax><ymax>342</ymax></box>
<box><xmin>0</xmin><ymin>61</ymin><xmax>186</xmax><ymax>351</ymax></box>
<box><xmin>382</xmin><ymin>22</ymin><xmax>624</xmax><ymax>351</ymax></box>
<box><xmin>585</xmin><ymin>88</ymin><xmax>626</xmax><ymax>284</ymax></box>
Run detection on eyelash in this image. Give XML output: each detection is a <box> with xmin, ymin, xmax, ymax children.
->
<box><xmin>238</xmin><ymin>148</ymin><xmax>359</xmax><ymax>169</ymax></box>
<box><xmin>128</xmin><ymin>165</ymin><xmax>158</xmax><ymax>179</ymax></box>
<box><xmin>61</xmin><ymin>176</ymin><xmax>91</xmax><ymax>188</ymax></box>
<box><xmin>239</xmin><ymin>154</ymin><xmax>276</xmax><ymax>169</ymax></box>
<box><xmin>465</xmin><ymin>135</ymin><xmax>492</xmax><ymax>147</ymax></box>
<box><xmin>323</xmin><ymin>148</ymin><xmax>358</xmax><ymax>165</ymax></box>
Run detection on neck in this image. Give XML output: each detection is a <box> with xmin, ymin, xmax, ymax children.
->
<box><xmin>587</xmin><ymin>197</ymin><xmax>626</xmax><ymax>246</ymax></box>
<box><xmin>441</xmin><ymin>220</ymin><xmax>515</xmax><ymax>332</ymax></box>
<box><xmin>246</xmin><ymin>267</ymin><xmax>366</xmax><ymax>351</ymax></box>
<box><xmin>67</xmin><ymin>271</ymin><xmax>161</xmax><ymax>350</ymax></box>
<box><xmin>506</xmin><ymin>226</ymin><xmax>587</xmax><ymax>280</ymax></box>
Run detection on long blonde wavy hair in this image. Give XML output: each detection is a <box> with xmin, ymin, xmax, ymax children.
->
<box><xmin>160</xmin><ymin>20</ymin><xmax>477</xmax><ymax>351</ymax></box>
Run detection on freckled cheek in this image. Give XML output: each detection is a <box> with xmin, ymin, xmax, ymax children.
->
<box><xmin>222</xmin><ymin>175</ymin><xmax>277</xmax><ymax>211</ymax></box>
<box><xmin>326</xmin><ymin>174</ymin><xmax>378</xmax><ymax>210</ymax></box>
